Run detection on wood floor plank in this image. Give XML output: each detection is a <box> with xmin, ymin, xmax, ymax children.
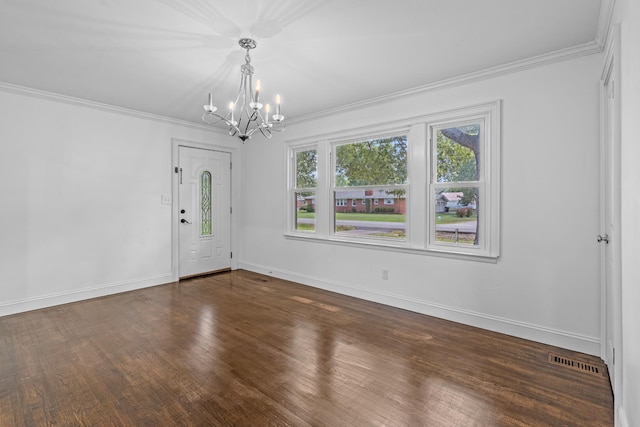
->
<box><xmin>0</xmin><ymin>270</ymin><xmax>613</xmax><ymax>426</ymax></box>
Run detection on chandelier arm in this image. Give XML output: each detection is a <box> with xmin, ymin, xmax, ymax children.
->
<box><xmin>229</xmin><ymin>122</ymin><xmax>241</xmax><ymax>135</ymax></box>
<box><xmin>206</xmin><ymin>113</ymin><xmax>242</xmax><ymax>136</ymax></box>
<box><xmin>242</xmin><ymin>109</ymin><xmax>254</xmax><ymax>137</ymax></box>
<box><xmin>258</xmin><ymin>125</ymin><xmax>273</xmax><ymax>139</ymax></box>
<box><xmin>202</xmin><ymin>111</ymin><xmax>229</xmax><ymax>125</ymax></box>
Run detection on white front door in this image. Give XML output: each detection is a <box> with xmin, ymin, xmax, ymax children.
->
<box><xmin>178</xmin><ymin>146</ymin><xmax>231</xmax><ymax>278</ymax></box>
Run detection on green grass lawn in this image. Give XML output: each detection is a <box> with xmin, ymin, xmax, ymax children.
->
<box><xmin>297</xmin><ymin>211</ymin><xmax>476</xmax><ymax>224</ymax></box>
<box><xmin>297</xmin><ymin>212</ymin><xmax>404</xmax><ymax>222</ymax></box>
<box><xmin>434</xmin><ymin>212</ymin><xmax>477</xmax><ymax>224</ymax></box>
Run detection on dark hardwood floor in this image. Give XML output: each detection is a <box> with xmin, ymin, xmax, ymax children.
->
<box><xmin>0</xmin><ymin>270</ymin><xmax>613</xmax><ymax>426</ymax></box>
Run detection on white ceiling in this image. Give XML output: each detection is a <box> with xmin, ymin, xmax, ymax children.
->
<box><xmin>0</xmin><ymin>0</ymin><xmax>606</xmax><ymax>125</ymax></box>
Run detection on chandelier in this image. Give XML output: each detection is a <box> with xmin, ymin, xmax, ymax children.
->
<box><xmin>202</xmin><ymin>38</ymin><xmax>284</xmax><ymax>142</ymax></box>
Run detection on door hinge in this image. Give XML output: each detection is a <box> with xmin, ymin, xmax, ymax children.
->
<box><xmin>230</xmin><ymin>252</ymin><xmax>233</xmax><ymax>259</ymax></box>
<box><xmin>230</xmin><ymin>207</ymin><xmax>233</xmax><ymax>214</ymax></box>
<box><xmin>230</xmin><ymin>162</ymin><xmax>232</xmax><ymax>170</ymax></box>
<box><xmin>174</xmin><ymin>166</ymin><xmax>179</xmax><ymax>173</ymax></box>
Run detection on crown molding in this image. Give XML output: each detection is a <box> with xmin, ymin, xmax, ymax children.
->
<box><xmin>287</xmin><ymin>40</ymin><xmax>604</xmax><ymax>125</ymax></box>
<box><xmin>595</xmin><ymin>0</ymin><xmax>616</xmax><ymax>48</ymax></box>
<box><xmin>0</xmin><ymin>81</ymin><xmax>222</xmax><ymax>133</ymax></box>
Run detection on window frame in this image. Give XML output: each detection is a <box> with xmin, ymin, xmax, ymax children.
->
<box><xmin>330</xmin><ymin>132</ymin><xmax>409</xmax><ymax>243</ymax></box>
<box><xmin>285</xmin><ymin>101</ymin><xmax>500</xmax><ymax>261</ymax></box>
<box><xmin>428</xmin><ymin>117</ymin><xmax>485</xmax><ymax>254</ymax></box>
<box><xmin>290</xmin><ymin>145</ymin><xmax>318</xmax><ymax>234</ymax></box>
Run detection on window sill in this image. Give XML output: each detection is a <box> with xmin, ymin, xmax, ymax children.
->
<box><xmin>283</xmin><ymin>232</ymin><xmax>499</xmax><ymax>263</ymax></box>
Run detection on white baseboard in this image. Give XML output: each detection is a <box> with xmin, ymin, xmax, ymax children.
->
<box><xmin>239</xmin><ymin>262</ymin><xmax>601</xmax><ymax>356</ymax></box>
<box><xmin>0</xmin><ymin>274</ymin><xmax>174</xmax><ymax>317</ymax></box>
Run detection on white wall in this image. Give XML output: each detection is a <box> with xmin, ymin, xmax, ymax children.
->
<box><xmin>240</xmin><ymin>53</ymin><xmax>604</xmax><ymax>356</ymax></box>
<box><xmin>613</xmin><ymin>0</ymin><xmax>640</xmax><ymax>425</ymax></box>
<box><xmin>0</xmin><ymin>88</ymin><xmax>236</xmax><ymax>315</ymax></box>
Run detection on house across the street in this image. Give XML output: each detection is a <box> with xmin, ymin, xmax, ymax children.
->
<box><xmin>333</xmin><ymin>189</ymin><xmax>406</xmax><ymax>214</ymax></box>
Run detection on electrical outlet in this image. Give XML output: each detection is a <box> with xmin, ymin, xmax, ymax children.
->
<box><xmin>381</xmin><ymin>269</ymin><xmax>389</xmax><ymax>280</ymax></box>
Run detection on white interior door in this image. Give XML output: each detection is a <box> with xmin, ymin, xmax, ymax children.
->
<box><xmin>179</xmin><ymin>146</ymin><xmax>231</xmax><ymax>278</ymax></box>
<box><xmin>601</xmin><ymin>49</ymin><xmax>621</xmax><ymax>395</ymax></box>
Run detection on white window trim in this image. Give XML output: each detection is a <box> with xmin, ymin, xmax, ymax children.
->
<box><xmin>289</xmin><ymin>145</ymin><xmax>318</xmax><ymax>234</ymax></box>
<box><xmin>285</xmin><ymin>100</ymin><xmax>501</xmax><ymax>262</ymax></box>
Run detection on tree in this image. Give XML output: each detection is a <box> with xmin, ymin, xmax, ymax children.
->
<box><xmin>439</xmin><ymin>125</ymin><xmax>481</xmax><ymax>244</ymax></box>
<box><xmin>436</xmin><ymin>133</ymin><xmax>476</xmax><ymax>183</ymax></box>
<box><xmin>335</xmin><ymin>136</ymin><xmax>407</xmax><ymax>187</ymax></box>
<box><xmin>440</xmin><ymin>125</ymin><xmax>480</xmax><ymax>177</ymax></box>
<box><xmin>296</xmin><ymin>149</ymin><xmax>317</xmax><ymax>188</ymax></box>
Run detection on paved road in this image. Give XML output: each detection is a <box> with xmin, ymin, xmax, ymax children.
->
<box><xmin>296</xmin><ymin>218</ymin><xmax>477</xmax><ymax>233</ymax></box>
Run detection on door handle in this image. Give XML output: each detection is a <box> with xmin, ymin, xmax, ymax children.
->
<box><xmin>181</xmin><ymin>218</ymin><xmax>191</xmax><ymax>224</ymax></box>
<box><xmin>597</xmin><ymin>234</ymin><xmax>609</xmax><ymax>244</ymax></box>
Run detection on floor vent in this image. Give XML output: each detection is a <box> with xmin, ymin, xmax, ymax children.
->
<box><xmin>548</xmin><ymin>353</ymin><xmax>602</xmax><ymax>376</ymax></box>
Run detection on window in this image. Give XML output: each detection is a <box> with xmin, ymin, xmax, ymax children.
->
<box><xmin>431</xmin><ymin>122</ymin><xmax>481</xmax><ymax>247</ymax></box>
<box><xmin>333</xmin><ymin>135</ymin><xmax>408</xmax><ymax>240</ymax></box>
<box><xmin>200</xmin><ymin>171</ymin><xmax>212</xmax><ymax>236</ymax></box>
<box><xmin>427</xmin><ymin>109</ymin><xmax>500</xmax><ymax>257</ymax></box>
<box><xmin>292</xmin><ymin>147</ymin><xmax>317</xmax><ymax>232</ymax></box>
<box><xmin>286</xmin><ymin>101</ymin><xmax>500</xmax><ymax>260</ymax></box>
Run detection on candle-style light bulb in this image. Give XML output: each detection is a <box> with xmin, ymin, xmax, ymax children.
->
<box><xmin>255</xmin><ymin>80</ymin><xmax>261</xmax><ymax>103</ymax></box>
<box><xmin>265</xmin><ymin>104</ymin><xmax>271</xmax><ymax>124</ymax></box>
<box><xmin>229</xmin><ymin>102</ymin><xmax>235</xmax><ymax>123</ymax></box>
<box><xmin>276</xmin><ymin>94</ymin><xmax>281</xmax><ymax>116</ymax></box>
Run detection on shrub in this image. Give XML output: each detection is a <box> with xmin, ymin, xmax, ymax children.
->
<box><xmin>456</xmin><ymin>207</ymin><xmax>474</xmax><ymax>217</ymax></box>
<box><xmin>374</xmin><ymin>207</ymin><xmax>395</xmax><ymax>214</ymax></box>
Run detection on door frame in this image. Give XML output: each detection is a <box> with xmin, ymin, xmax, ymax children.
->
<box><xmin>599</xmin><ymin>24</ymin><xmax>622</xmax><ymax>399</ymax></box>
<box><xmin>171</xmin><ymin>138</ymin><xmax>241</xmax><ymax>281</ymax></box>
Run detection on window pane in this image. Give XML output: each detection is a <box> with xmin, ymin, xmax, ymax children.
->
<box><xmin>334</xmin><ymin>190</ymin><xmax>406</xmax><ymax>239</ymax></box>
<box><xmin>436</xmin><ymin>124</ymin><xmax>479</xmax><ymax>183</ymax></box>
<box><xmin>201</xmin><ymin>171</ymin><xmax>212</xmax><ymax>236</ymax></box>
<box><xmin>434</xmin><ymin>187</ymin><xmax>479</xmax><ymax>245</ymax></box>
<box><xmin>295</xmin><ymin>192</ymin><xmax>315</xmax><ymax>232</ymax></box>
<box><xmin>335</xmin><ymin>135</ymin><xmax>407</xmax><ymax>186</ymax></box>
<box><xmin>296</xmin><ymin>149</ymin><xmax>317</xmax><ymax>188</ymax></box>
